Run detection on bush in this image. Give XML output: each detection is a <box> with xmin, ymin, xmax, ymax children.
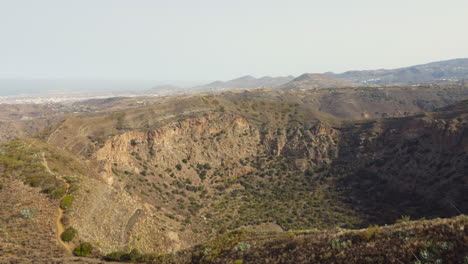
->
<box><xmin>128</xmin><ymin>249</ymin><xmax>142</xmax><ymax>261</ymax></box>
<box><xmin>198</xmin><ymin>170</ymin><xmax>207</xmax><ymax>181</ymax></box>
<box><xmin>73</xmin><ymin>242</ymin><xmax>93</xmax><ymax>256</ymax></box>
<box><xmin>61</xmin><ymin>227</ymin><xmax>77</xmax><ymax>242</ymax></box>
<box><xmin>50</xmin><ymin>186</ymin><xmax>67</xmax><ymax>199</ymax></box>
<box><xmin>104</xmin><ymin>251</ymin><xmax>127</xmax><ymax>261</ymax></box>
<box><xmin>68</xmin><ymin>183</ymin><xmax>80</xmax><ymax>193</ymax></box>
<box><xmin>360</xmin><ymin>224</ymin><xmax>379</xmax><ymax>240</ymax></box>
<box><xmin>234</xmin><ymin>242</ymin><xmax>251</xmax><ymax>252</ymax></box>
<box><xmin>396</xmin><ymin>215</ymin><xmax>411</xmax><ymax>224</ymax></box>
<box><xmin>104</xmin><ymin>248</ymin><xmax>141</xmax><ymax>261</ymax></box>
<box><xmin>19</xmin><ymin>208</ymin><xmax>34</xmax><ymax>219</ymax></box>
<box><xmin>175</xmin><ymin>164</ymin><xmax>182</xmax><ymax>171</ymax></box>
<box><xmin>60</xmin><ymin>195</ymin><xmax>74</xmax><ymax>210</ymax></box>
<box><xmin>0</xmin><ymin>183</ymin><xmax>3</xmax><ymax>191</ymax></box>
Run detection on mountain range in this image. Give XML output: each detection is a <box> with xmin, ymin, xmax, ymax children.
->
<box><xmin>327</xmin><ymin>58</ymin><xmax>468</xmax><ymax>85</ymax></box>
<box><xmin>152</xmin><ymin>58</ymin><xmax>468</xmax><ymax>93</ymax></box>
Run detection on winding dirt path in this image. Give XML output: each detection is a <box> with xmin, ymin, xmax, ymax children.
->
<box><xmin>47</xmin><ymin>122</ymin><xmax>65</xmax><ymax>143</ymax></box>
<box><xmin>41</xmin><ymin>152</ymin><xmax>73</xmax><ymax>255</ymax></box>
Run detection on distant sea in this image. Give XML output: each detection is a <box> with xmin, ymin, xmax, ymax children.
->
<box><xmin>0</xmin><ymin>78</ymin><xmax>162</xmax><ymax>96</ymax></box>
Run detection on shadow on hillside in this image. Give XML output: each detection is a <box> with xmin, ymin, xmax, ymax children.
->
<box><xmin>330</xmin><ymin>118</ymin><xmax>467</xmax><ymax>226</ymax></box>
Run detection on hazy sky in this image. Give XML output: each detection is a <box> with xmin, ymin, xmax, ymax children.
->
<box><xmin>1</xmin><ymin>0</ymin><xmax>467</xmax><ymax>82</ymax></box>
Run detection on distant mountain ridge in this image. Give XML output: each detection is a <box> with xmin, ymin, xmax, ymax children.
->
<box><xmin>192</xmin><ymin>75</ymin><xmax>295</xmax><ymax>91</ymax></box>
<box><xmin>327</xmin><ymin>58</ymin><xmax>468</xmax><ymax>85</ymax></box>
<box><xmin>189</xmin><ymin>58</ymin><xmax>468</xmax><ymax>92</ymax></box>
<box><xmin>280</xmin><ymin>73</ymin><xmax>356</xmax><ymax>90</ymax></box>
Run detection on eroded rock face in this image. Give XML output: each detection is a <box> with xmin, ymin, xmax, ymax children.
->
<box><xmin>263</xmin><ymin>122</ymin><xmax>339</xmax><ymax>167</ymax></box>
<box><xmin>96</xmin><ymin>114</ymin><xmax>260</xmax><ymax>185</ymax></box>
<box><xmin>96</xmin><ymin>114</ymin><xmax>342</xmax><ymax>185</ymax></box>
<box><xmin>79</xmin><ymin>113</ymin><xmax>344</xmax><ymax>254</ymax></box>
<box><xmin>73</xmin><ymin>114</ymin><xmax>263</xmax><ymax>253</ymax></box>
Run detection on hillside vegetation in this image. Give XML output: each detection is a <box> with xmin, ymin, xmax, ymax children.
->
<box><xmin>0</xmin><ymin>86</ymin><xmax>467</xmax><ymax>263</ymax></box>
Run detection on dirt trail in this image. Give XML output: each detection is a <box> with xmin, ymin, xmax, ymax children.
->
<box><xmin>47</xmin><ymin>122</ymin><xmax>65</xmax><ymax>143</ymax></box>
<box><xmin>41</xmin><ymin>152</ymin><xmax>73</xmax><ymax>255</ymax></box>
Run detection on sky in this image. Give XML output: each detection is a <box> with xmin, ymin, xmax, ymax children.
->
<box><xmin>0</xmin><ymin>0</ymin><xmax>467</xmax><ymax>83</ymax></box>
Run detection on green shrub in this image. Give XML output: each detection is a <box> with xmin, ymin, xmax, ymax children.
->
<box><xmin>25</xmin><ymin>176</ymin><xmax>43</xmax><ymax>187</ymax></box>
<box><xmin>360</xmin><ymin>224</ymin><xmax>379</xmax><ymax>240</ymax></box>
<box><xmin>68</xmin><ymin>183</ymin><xmax>80</xmax><ymax>193</ymax></box>
<box><xmin>19</xmin><ymin>208</ymin><xmax>34</xmax><ymax>219</ymax></box>
<box><xmin>50</xmin><ymin>186</ymin><xmax>67</xmax><ymax>199</ymax></box>
<box><xmin>104</xmin><ymin>249</ymin><xmax>142</xmax><ymax>261</ymax></box>
<box><xmin>128</xmin><ymin>249</ymin><xmax>142</xmax><ymax>261</ymax></box>
<box><xmin>0</xmin><ymin>183</ymin><xmax>3</xmax><ymax>191</ymax></box>
<box><xmin>396</xmin><ymin>215</ymin><xmax>411</xmax><ymax>224</ymax></box>
<box><xmin>73</xmin><ymin>242</ymin><xmax>93</xmax><ymax>256</ymax></box>
<box><xmin>234</xmin><ymin>242</ymin><xmax>251</xmax><ymax>252</ymax></box>
<box><xmin>198</xmin><ymin>170</ymin><xmax>207</xmax><ymax>181</ymax></box>
<box><xmin>61</xmin><ymin>227</ymin><xmax>77</xmax><ymax>242</ymax></box>
<box><xmin>104</xmin><ymin>251</ymin><xmax>127</xmax><ymax>261</ymax></box>
<box><xmin>175</xmin><ymin>164</ymin><xmax>182</xmax><ymax>171</ymax></box>
<box><xmin>60</xmin><ymin>195</ymin><xmax>74</xmax><ymax>210</ymax></box>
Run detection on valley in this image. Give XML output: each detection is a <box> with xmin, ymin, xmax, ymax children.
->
<box><xmin>0</xmin><ymin>83</ymin><xmax>467</xmax><ymax>263</ymax></box>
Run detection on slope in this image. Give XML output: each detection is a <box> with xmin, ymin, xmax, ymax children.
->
<box><xmin>328</xmin><ymin>58</ymin><xmax>468</xmax><ymax>85</ymax></box>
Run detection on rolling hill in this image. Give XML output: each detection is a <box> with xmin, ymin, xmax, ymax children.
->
<box><xmin>328</xmin><ymin>58</ymin><xmax>468</xmax><ymax>85</ymax></box>
<box><xmin>280</xmin><ymin>73</ymin><xmax>356</xmax><ymax>90</ymax></box>
<box><xmin>192</xmin><ymin>75</ymin><xmax>295</xmax><ymax>91</ymax></box>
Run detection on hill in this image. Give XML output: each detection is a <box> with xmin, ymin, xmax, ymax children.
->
<box><xmin>114</xmin><ymin>215</ymin><xmax>468</xmax><ymax>264</ymax></box>
<box><xmin>193</xmin><ymin>75</ymin><xmax>295</xmax><ymax>91</ymax></box>
<box><xmin>328</xmin><ymin>58</ymin><xmax>468</xmax><ymax>85</ymax></box>
<box><xmin>0</xmin><ymin>87</ymin><xmax>467</xmax><ymax>263</ymax></box>
<box><xmin>280</xmin><ymin>73</ymin><xmax>356</xmax><ymax>90</ymax></box>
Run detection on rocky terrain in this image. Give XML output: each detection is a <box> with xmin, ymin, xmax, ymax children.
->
<box><xmin>0</xmin><ymin>85</ymin><xmax>467</xmax><ymax>263</ymax></box>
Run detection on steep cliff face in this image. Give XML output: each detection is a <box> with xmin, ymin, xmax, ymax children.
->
<box><xmin>69</xmin><ymin>114</ymin><xmax>264</xmax><ymax>253</ymax></box>
<box><xmin>74</xmin><ymin>112</ymin><xmax>346</xmax><ymax>253</ymax></box>
<box><xmin>94</xmin><ymin>113</ymin><xmax>342</xmax><ymax>188</ymax></box>
<box><xmin>260</xmin><ymin>121</ymin><xmax>339</xmax><ymax>172</ymax></box>
<box><xmin>95</xmin><ymin>113</ymin><xmax>260</xmax><ymax>186</ymax></box>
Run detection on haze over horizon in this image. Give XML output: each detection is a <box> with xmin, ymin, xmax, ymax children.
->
<box><xmin>1</xmin><ymin>0</ymin><xmax>467</xmax><ymax>84</ymax></box>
